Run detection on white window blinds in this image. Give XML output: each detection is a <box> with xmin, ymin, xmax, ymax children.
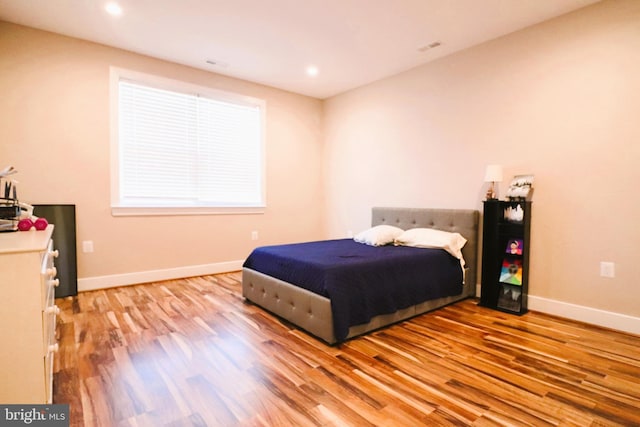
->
<box><xmin>116</xmin><ymin>79</ymin><xmax>264</xmax><ymax>210</ymax></box>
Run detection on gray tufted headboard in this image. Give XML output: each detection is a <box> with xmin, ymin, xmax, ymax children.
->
<box><xmin>372</xmin><ymin>207</ymin><xmax>479</xmax><ymax>293</ymax></box>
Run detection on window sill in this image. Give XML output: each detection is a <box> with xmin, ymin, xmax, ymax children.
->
<box><xmin>111</xmin><ymin>206</ymin><xmax>265</xmax><ymax>217</ymax></box>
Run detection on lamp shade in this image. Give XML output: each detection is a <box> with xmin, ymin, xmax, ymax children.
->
<box><xmin>484</xmin><ymin>164</ymin><xmax>503</xmax><ymax>182</ymax></box>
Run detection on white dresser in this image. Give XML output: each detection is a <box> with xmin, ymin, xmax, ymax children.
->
<box><xmin>0</xmin><ymin>225</ymin><xmax>59</xmax><ymax>403</ymax></box>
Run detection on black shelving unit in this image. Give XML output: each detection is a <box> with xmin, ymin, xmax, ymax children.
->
<box><xmin>480</xmin><ymin>200</ymin><xmax>531</xmax><ymax>315</ymax></box>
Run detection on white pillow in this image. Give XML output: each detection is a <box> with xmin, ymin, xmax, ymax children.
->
<box><xmin>394</xmin><ymin>228</ymin><xmax>467</xmax><ymax>259</ymax></box>
<box><xmin>354</xmin><ymin>225</ymin><xmax>404</xmax><ymax>246</ymax></box>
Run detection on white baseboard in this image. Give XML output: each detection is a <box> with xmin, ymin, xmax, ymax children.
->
<box><xmin>475</xmin><ymin>284</ymin><xmax>638</xmax><ymax>335</ymax></box>
<box><xmin>528</xmin><ymin>295</ymin><xmax>640</xmax><ymax>336</ymax></box>
<box><xmin>77</xmin><ymin>260</ymin><xmax>244</xmax><ymax>292</ymax></box>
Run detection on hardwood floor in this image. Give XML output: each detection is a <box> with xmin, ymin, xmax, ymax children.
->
<box><xmin>54</xmin><ymin>272</ymin><xmax>640</xmax><ymax>426</ymax></box>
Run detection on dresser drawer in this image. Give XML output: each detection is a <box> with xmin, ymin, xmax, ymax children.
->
<box><xmin>40</xmin><ymin>241</ymin><xmax>59</xmax><ymax>310</ymax></box>
<box><xmin>43</xmin><ymin>300</ymin><xmax>59</xmax><ymax>405</ymax></box>
<box><xmin>42</xmin><ymin>304</ymin><xmax>59</xmax><ymax>354</ymax></box>
<box><xmin>44</xmin><ymin>347</ymin><xmax>55</xmax><ymax>404</ymax></box>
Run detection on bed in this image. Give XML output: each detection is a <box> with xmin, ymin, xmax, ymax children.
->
<box><xmin>242</xmin><ymin>207</ymin><xmax>479</xmax><ymax>344</ymax></box>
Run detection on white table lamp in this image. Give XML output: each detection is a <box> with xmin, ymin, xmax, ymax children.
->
<box><xmin>484</xmin><ymin>164</ymin><xmax>503</xmax><ymax>200</ymax></box>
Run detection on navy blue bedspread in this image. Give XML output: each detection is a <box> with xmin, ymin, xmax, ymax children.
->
<box><xmin>242</xmin><ymin>239</ymin><xmax>463</xmax><ymax>341</ymax></box>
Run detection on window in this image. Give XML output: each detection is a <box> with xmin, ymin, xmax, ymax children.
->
<box><xmin>110</xmin><ymin>68</ymin><xmax>265</xmax><ymax>215</ymax></box>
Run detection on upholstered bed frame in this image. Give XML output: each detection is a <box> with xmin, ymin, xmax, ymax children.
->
<box><xmin>242</xmin><ymin>207</ymin><xmax>479</xmax><ymax>344</ymax></box>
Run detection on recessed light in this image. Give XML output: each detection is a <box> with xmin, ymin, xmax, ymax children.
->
<box><xmin>306</xmin><ymin>65</ymin><xmax>319</xmax><ymax>77</ymax></box>
<box><xmin>105</xmin><ymin>2</ymin><xmax>123</xmax><ymax>16</ymax></box>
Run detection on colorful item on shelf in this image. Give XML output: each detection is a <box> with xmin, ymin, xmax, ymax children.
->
<box><xmin>505</xmin><ymin>239</ymin><xmax>523</xmax><ymax>255</ymax></box>
<box><xmin>499</xmin><ymin>258</ymin><xmax>522</xmax><ymax>285</ymax></box>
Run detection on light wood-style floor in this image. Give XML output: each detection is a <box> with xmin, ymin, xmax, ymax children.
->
<box><xmin>53</xmin><ymin>272</ymin><xmax>640</xmax><ymax>426</ymax></box>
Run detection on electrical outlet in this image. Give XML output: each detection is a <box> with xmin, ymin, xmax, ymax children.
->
<box><xmin>600</xmin><ymin>262</ymin><xmax>615</xmax><ymax>278</ymax></box>
<box><xmin>82</xmin><ymin>240</ymin><xmax>94</xmax><ymax>253</ymax></box>
<box><xmin>251</xmin><ymin>231</ymin><xmax>259</xmax><ymax>241</ymax></box>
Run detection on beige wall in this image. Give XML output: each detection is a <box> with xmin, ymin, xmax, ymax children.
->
<box><xmin>323</xmin><ymin>0</ymin><xmax>640</xmax><ymax>318</ymax></box>
<box><xmin>0</xmin><ymin>22</ymin><xmax>325</xmax><ymax>280</ymax></box>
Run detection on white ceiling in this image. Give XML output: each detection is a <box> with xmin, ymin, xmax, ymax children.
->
<box><xmin>0</xmin><ymin>0</ymin><xmax>600</xmax><ymax>99</ymax></box>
